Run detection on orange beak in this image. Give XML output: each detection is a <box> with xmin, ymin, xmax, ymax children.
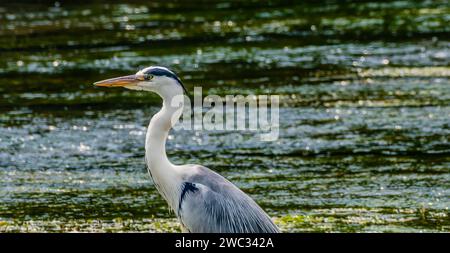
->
<box><xmin>93</xmin><ymin>74</ymin><xmax>139</xmax><ymax>87</ymax></box>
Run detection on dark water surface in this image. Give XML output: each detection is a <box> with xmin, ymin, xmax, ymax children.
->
<box><xmin>0</xmin><ymin>0</ymin><xmax>449</xmax><ymax>232</ymax></box>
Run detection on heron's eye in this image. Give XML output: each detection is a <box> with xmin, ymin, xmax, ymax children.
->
<box><xmin>144</xmin><ymin>74</ymin><xmax>154</xmax><ymax>81</ymax></box>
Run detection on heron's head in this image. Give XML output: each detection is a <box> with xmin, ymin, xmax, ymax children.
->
<box><xmin>94</xmin><ymin>66</ymin><xmax>187</xmax><ymax>95</ymax></box>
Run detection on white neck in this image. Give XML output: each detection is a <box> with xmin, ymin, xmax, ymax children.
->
<box><xmin>145</xmin><ymin>84</ymin><xmax>184</xmax><ymax>209</ymax></box>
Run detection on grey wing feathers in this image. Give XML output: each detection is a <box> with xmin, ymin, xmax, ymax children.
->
<box><xmin>177</xmin><ymin>166</ymin><xmax>280</xmax><ymax>233</ymax></box>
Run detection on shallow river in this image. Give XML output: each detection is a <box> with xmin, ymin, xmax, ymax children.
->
<box><xmin>0</xmin><ymin>0</ymin><xmax>449</xmax><ymax>232</ymax></box>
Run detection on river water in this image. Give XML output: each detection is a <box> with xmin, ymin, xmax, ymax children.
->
<box><xmin>0</xmin><ymin>0</ymin><xmax>449</xmax><ymax>232</ymax></box>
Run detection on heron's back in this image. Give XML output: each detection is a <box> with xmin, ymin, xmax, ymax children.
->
<box><xmin>176</xmin><ymin>165</ymin><xmax>280</xmax><ymax>233</ymax></box>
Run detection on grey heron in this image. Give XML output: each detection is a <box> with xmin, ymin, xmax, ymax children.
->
<box><xmin>94</xmin><ymin>66</ymin><xmax>280</xmax><ymax>233</ymax></box>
